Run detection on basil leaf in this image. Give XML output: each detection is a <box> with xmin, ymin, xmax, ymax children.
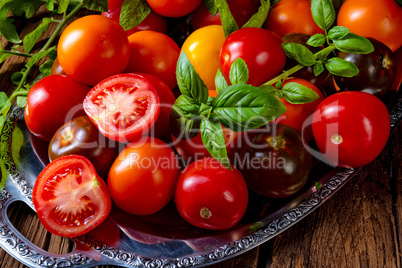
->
<box><xmin>311</xmin><ymin>0</ymin><xmax>335</xmax><ymax>32</ymax></box>
<box><xmin>307</xmin><ymin>33</ymin><xmax>326</xmax><ymax>47</ymax></box>
<box><xmin>215</xmin><ymin>69</ymin><xmax>228</xmax><ymax>94</ymax></box>
<box><xmin>207</xmin><ymin>96</ymin><xmax>215</xmax><ymax>106</ymax></box>
<box><xmin>199</xmin><ymin>103</ymin><xmax>213</xmax><ymax>119</ymax></box>
<box><xmin>213</xmin><ymin>84</ymin><xmax>286</xmax><ymax>131</ymax></box>
<box><xmin>120</xmin><ymin>0</ymin><xmax>151</xmax><ymax>31</ymax></box>
<box><xmin>205</xmin><ymin>0</ymin><xmax>217</xmax><ymax>15</ymax></box>
<box><xmin>327</xmin><ymin>26</ymin><xmax>350</xmax><ymax>40</ymax></box>
<box><xmin>313</xmin><ymin>62</ymin><xmax>325</xmax><ymax>76</ymax></box>
<box><xmin>25</xmin><ymin>47</ymin><xmax>55</xmax><ymax>69</ymax></box>
<box><xmin>325</xmin><ymin>57</ymin><xmax>359</xmax><ymax>77</ymax></box>
<box><xmin>58</xmin><ymin>0</ymin><xmax>70</xmax><ymax>13</ymax></box>
<box><xmin>215</xmin><ymin>0</ymin><xmax>238</xmax><ymax>37</ymax></box>
<box><xmin>333</xmin><ymin>33</ymin><xmax>374</xmax><ymax>54</ymax></box>
<box><xmin>83</xmin><ymin>0</ymin><xmax>108</xmax><ymax>12</ymax></box>
<box><xmin>170</xmin><ymin>105</ymin><xmax>201</xmax><ymax>139</ymax></box>
<box><xmin>176</xmin><ymin>51</ymin><xmax>209</xmax><ymax>104</ymax></box>
<box><xmin>259</xmin><ymin>84</ymin><xmax>276</xmax><ymax>94</ymax></box>
<box><xmin>200</xmin><ymin>116</ymin><xmax>231</xmax><ymax>169</ymax></box>
<box><xmin>281</xmin><ymin>82</ymin><xmax>320</xmax><ymax>104</ymax></box>
<box><xmin>0</xmin><ymin>92</ymin><xmax>8</xmax><ymax>109</ymax></box>
<box><xmin>281</xmin><ymin>42</ymin><xmax>316</xmax><ymax>67</ymax></box>
<box><xmin>174</xmin><ymin>95</ymin><xmax>200</xmax><ymax>115</ymax></box>
<box><xmin>23</xmin><ymin>18</ymin><xmax>53</xmax><ymax>54</ymax></box>
<box><xmin>229</xmin><ymin>57</ymin><xmax>249</xmax><ymax>85</ymax></box>
<box><xmin>242</xmin><ymin>0</ymin><xmax>270</xmax><ymax>28</ymax></box>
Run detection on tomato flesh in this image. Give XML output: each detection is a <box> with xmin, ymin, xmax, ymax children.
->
<box><xmin>83</xmin><ymin>73</ymin><xmax>160</xmax><ymax>142</ymax></box>
<box><xmin>33</xmin><ymin>155</ymin><xmax>111</xmax><ymax>237</ymax></box>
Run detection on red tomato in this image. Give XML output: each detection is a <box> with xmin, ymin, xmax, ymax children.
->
<box><xmin>125</xmin><ymin>30</ymin><xmax>180</xmax><ymax>89</ymax></box>
<box><xmin>139</xmin><ymin>73</ymin><xmax>176</xmax><ymax>138</ymax></box>
<box><xmin>25</xmin><ymin>75</ymin><xmax>91</xmax><ymax>142</ymax></box>
<box><xmin>83</xmin><ymin>73</ymin><xmax>160</xmax><ymax>142</ymax></box>
<box><xmin>337</xmin><ymin>0</ymin><xmax>402</xmax><ymax>52</ymax></box>
<box><xmin>102</xmin><ymin>9</ymin><xmax>168</xmax><ymax>36</ymax></box>
<box><xmin>108</xmin><ymin>137</ymin><xmax>181</xmax><ymax>215</ymax></box>
<box><xmin>174</xmin><ymin>157</ymin><xmax>248</xmax><ymax>230</ymax></box>
<box><xmin>50</xmin><ymin>57</ymin><xmax>65</xmax><ymax>75</ymax></box>
<box><xmin>220</xmin><ymin>27</ymin><xmax>286</xmax><ymax>86</ymax></box>
<box><xmin>190</xmin><ymin>0</ymin><xmax>260</xmax><ymax>30</ymax></box>
<box><xmin>32</xmin><ymin>155</ymin><xmax>112</xmax><ymax>237</ymax></box>
<box><xmin>263</xmin><ymin>0</ymin><xmax>325</xmax><ymax>37</ymax></box>
<box><xmin>146</xmin><ymin>0</ymin><xmax>202</xmax><ymax>17</ymax></box>
<box><xmin>312</xmin><ymin>91</ymin><xmax>390</xmax><ymax>168</ymax></box>
<box><xmin>274</xmin><ymin>78</ymin><xmax>325</xmax><ymax>142</ymax></box>
<box><xmin>57</xmin><ymin>15</ymin><xmax>130</xmax><ymax>86</ymax></box>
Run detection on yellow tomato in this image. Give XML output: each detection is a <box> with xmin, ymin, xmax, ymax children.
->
<box><xmin>181</xmin><ymin>25</ymin><xmax>225</xmax><ymax>93</ymax></box>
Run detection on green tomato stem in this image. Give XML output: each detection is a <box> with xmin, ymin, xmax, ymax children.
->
<box><xmin>3</xmin><ymin>51</ymin><xmax>33</xmax><ymax>58</ymax></box>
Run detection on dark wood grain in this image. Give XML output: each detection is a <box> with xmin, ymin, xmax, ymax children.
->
<box><xmin>0</xmin><ymin>6</ymin><xmax>401</xmax><ymax>268</ymax></box>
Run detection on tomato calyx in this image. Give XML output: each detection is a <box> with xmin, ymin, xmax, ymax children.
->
<box><xmin>200</xmin><ymin>207</ymin><xmax>212</xmax><ymax>219</ymax></box>
<box><xmin>331</xmin><ymin>134</ymin><xmax>343</xmax><ymax>145</ymax></box>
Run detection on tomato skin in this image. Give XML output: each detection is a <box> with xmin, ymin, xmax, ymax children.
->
<box><xmin>57</xmin><ymin>15</ymin><xmax>130</xmax><ymax>86</ymax></box>
<box><xmin>125</xmin><ymin>30</ymin><xmax>180</xmax><ymax>89</ymax></box>
<box><xmin>263</xmin><ymin>0</ymin><xmax>325</xmax><ymax>37</ymax></box>
<box><xmin>174</xmin><ymin>158</ymin><xmax>248</xmax><ymax>230</ymax></box>
<box><xmin>50</xmin><ymin>57</ymin><xmax>66</xmax><ymax>75</ymax></box>
<box><xmin>108</xmin><ymin>138</ymin><xmax>181</xmax><ymax>215</ymax></box>
<box><xmin>337</xmin><ymin>0</ymin><xmax>402</xmax><ymax>52</ymax></box>
<box><xmin>33</xmin><ymin>155</ymin><xmax>112</xmax><ymax>237</ymax></box>
<box><xmin>48</xmin><ymin>116</ymin><xmax>120</xmax><ymax>179</ymax></box>
<box><xmin>83</xmin><ymin>73</ymin><xmax>160</xmax><ymax>142</ymax></box>
<box><xmin>274</xmin><ymin>78</ymin><xmax>325</xmax><ymax>142</ymax></box>
<box><xmin>220</xmin><ymin>27</ymin><xmax>286</xmax><ymax>86</ymax></box>
<box><xmin>181</xmin><ymin>25</ymin><xmax>225</xmax><ymax>92</ymax></box>
<box><xmin>312</xmin><ymin>91</ymin><xmax>390</xmax><ymax>168</ymax></box>
<box><xmin>25</xmin><ymin>75</ymin><xmax>91</xmax><ymax>142</ymax></box>
<box><xmin>146</xmin><ymin>0</ymin><xmax>201</xmax><ymax>17</ymax></box>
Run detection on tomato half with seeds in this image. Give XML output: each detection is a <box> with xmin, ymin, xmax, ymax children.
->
<box><xmin>32</xmin><ymin>155</ymin><xmax>112</xmax><ymax>237</ymax></box>
<box><xmin>83</xmin><ymin>73</ymin><xmax>160</xmax><ymax>142</ymax></box>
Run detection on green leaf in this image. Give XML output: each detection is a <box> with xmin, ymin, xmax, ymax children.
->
<box><xmin>11</xmin><ymin>125</ymin><xmax>24</xmax><ymax>168</ymax></box>
<box><xmin>242</xmin><ymin>0</ymin><xmax>270</xmax><ymax>28</ymax></box>
<box><xmin>0</xmin><ymin>160</ymin><xmax>7</xmax><ymax>189</ymax></box>
<box><xmin>200</xmin><ymin>117</ymin><xmax>231</xmax><ymax>169</ymax></box>
<box><xmin>313</xmin><ymin>62</ymin><xmax>325</xmax><ymax>76</ymax></box>
<box><xmin>327</xmin><ymin>26</ymin><xmax>350</xmax><ymax>40</ymax></box>
<box><xmin>3</xmin><ymin>0</ymin><xmax>43</xmax><ymax>18</ymax></box>
<box><xmin>25</xmin><ymin>47</ymin><xmax>55</xmax><ymax>69</ymax></box>
<box><xmin>333</xmin><ymin>33</ymin><xmax>374</xmax><ymax>54</ymax></box>
<box><xmin>46</xmin><ymin>0</ymin><xmax>55</xmax><ymax>11</ymax></box>
<box><xmin>259</xmin><ymin>84</ymin><xmax>276</xmax><ymax>94</ymax></box>
<box><xmin>229</xmin><ymin>57</ymin><xmax>249</xmax><ymax>85</ymax></box>
<box><xmin>23</xmin><ymin>18</ymin><xmax>53</xmax><ymax>54</ymax></box>
<box><xmin>83</xmin><ymin>0</ymin><xmax>108</xmax><ymax>12</ymax></box>
<box><xmin>215</xmin><ymin>69</ymin><xmax>228</xmax><ymax>94</ymax></box>
<box><xmin>199</xmin><ymin>103</ymin><xmax>213</xmax><ymax>119</ymax></box>
<box><xmin>0</xmin><ymin>92</ymin><xmax>8</xmax><ymax>109</ymax></box>
<box><xmin>39</xmin><ymin>59</ymin><xmax>54</xmax><ymax>78</ymax></box>
<box><xmin>215</xmin><ymin>0</ymin><xmax>238</xmax><ymax>37</ymax></box>
<box><xmin>58</xmin><ymin>0</ymin><xmax>70</xmax><ymax>13</ymax></box>
<box><xmin>213</xmin><ymin>84</ymin><xmax>286</xmax><ymax>131</ymax></box>
<box><xmin>281</xmin><ymin>82</ymin><xmax>320</xmax><ymax>104</ymax></box>
<box><xmin>281</xmin><ymin>42</ymin><xmax>316</xmax><ymax>67</ymax></box>
<box><xmin>0</xmin><ymin>2</ymin><xmax>21</xmax><ymax>44</ymax></box>
<box><xmin>310</xmin><ymin>0</ymin><xmax>336</xmax><ymax>32</ymax></box>
<box><xmin>324</xmin><ymin>57</ymin><xmax>359</xmax><ymax>77</ymax></box>
<box><xmin>0</xmin><ymin>52</ymin><xmax>11</xmax><ymax>64</ymax></box>
<box><xmin>174</xmin><ymin>95</ymin><xmax>200</xmax><ymax>115</ymax></box>
<box><xmin>205</xmin><ymin>0</ymin><xmax>218</xmax><ymax>15</ymax></box>
<box><xmin>16</xmin><ymin>96</ymin><xmax>27</xmax><ymax>108</ymax></box>
<box><xmin>176</xmin><ymin>51</ymin><xmax>209</xmax><ymax>104</ymax></box>
<box><xmin>307</xmin><ymin>33</ymin><xmax>326</xmax><ymax>47</ymax></box>
<box><xmin>120</xmin><ymin>0</ymin><xmax>151</xmax><ymax>31</ymax></box>
<box><xmin>11</xmin><ymin>71</ymin><xmax>25</xmax><ymax>85</ymax></box>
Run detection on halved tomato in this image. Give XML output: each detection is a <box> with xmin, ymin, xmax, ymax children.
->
<box><xmin>83</xmin><ymin>73</ymin><xmax>160</xmax><ymax>142</ymax></box>
<box><xmin>32</xmin><ymin>155</ymin><xmax>112</xmax><ymax>237</ymax></box>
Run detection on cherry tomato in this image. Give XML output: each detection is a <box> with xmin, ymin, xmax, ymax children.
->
<box><xmin>263</xmin><ymin>0</ymin><xmax>325</xmax><ymax>37</ymax></box>
<box><xmin>274</xmin><ymin>78</ymin><xmax>325</xmax><ymax>142</ymax></box>
<box><xmin>48</xmin><ymin>116</ymin><xmax>120</xmax><ymax>179</ymax></box>
<box><xmin>50</xmin><ymin>57</ymin><xmax>65</xmax><ymax>75</ymax></box>
<box><xmin>32</xmin><ymin>155</ymin><xmax>112</xmax><ymax>237</ymax></box>
<box><xmin>391</xmin><ymin>46</ymin><xmax>402</xmax><ymax>91</ymax></box>
<box><xmin>108</xmin><ymin>137</ymin><xmax>180</xmax><ymax>215</ymax></box>
<box><xmin>174</xmin><ymin>157</ymin><xmax>248</xmax><ymax>230</ymax></box>
<box><xmin>57</xmin><ymin>15</ymin><xmax>130</xmax><ymax>86</ymax></box>
<box><xmin>125</xmin><ymin>30</ymin><xmax>180</xmax><ymax>89</ymax></box>
<box><xmin>312</xmin><ymin>91</ymin><xmax>391</xmax><ymax>168</ymax></box>
<box><xmin>190</xmin><ymin>0</ymin><xmax>260</xmax><ymax>30</ymax></box>
<box><xmin>220</xmin><ymin>27</ymin><xmax>286</xmax><ymax>86</ymax></box>
<box><xmin>181</xmin><ymin>25</ymin><xmax>225</xmax><ymax>92</ymax></box>
<box><xmin>337</xmin><ymin>0</ymin><xmax>402</xmax><ymax>52</ymax></box>
<box><xmin>102</xmin><ymin>8</ymin><xmax>168</xmax><ymax>36</ymax></box>
<box><xmin>83</xmin><ymin>73</ymin><xmax>160</xmax><ymax>142</ymax></box>
<box><xmin>146</xmin><ymin>0</ymin><xmax>201</xmax><ymax>17</ymax></box>
<box><xmin>239</xmin><ymin>124</ymin><xmax>312</xmax><ymax>198</ymax></box>
<box><xmin>25</xmin><ymin>75</ymin><xmax>91</xmax><ymax>142</ymax></box>
<box><xmin>334</xmin><ymin>38</ymin><xmax>397</xmax><ymax>96</ymax></box>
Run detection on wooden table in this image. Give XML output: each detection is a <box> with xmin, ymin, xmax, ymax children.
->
<box><xmin>0</xmin><ymin>7</ymin><xmax>401</xmax><ymax>268</ymax></box>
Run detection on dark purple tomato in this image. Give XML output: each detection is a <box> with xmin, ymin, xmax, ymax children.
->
<box><xmin>239</xmin><ymin>124</ymin><xmax>312</xmax><ymax>199</ymax></box>
<box><xmin>282</xmin><ymin>33</ymin><xmax>329</xmax><ymax>87</ymax></box>
<box><xmin>48</xmin><ymin>116</ymin><xmax>120</xmax><ymax>179</ymax></box>
<box><xmin>334</xmin><ymin>37</ymin><xmax>397</xmax><ymax>96</ymax></box>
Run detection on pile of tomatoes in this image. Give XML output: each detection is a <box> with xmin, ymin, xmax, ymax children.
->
<box><xmin>23</xmin><ymin>0</ymin><xmax>402</xmax><ymax>237</ymax></box>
